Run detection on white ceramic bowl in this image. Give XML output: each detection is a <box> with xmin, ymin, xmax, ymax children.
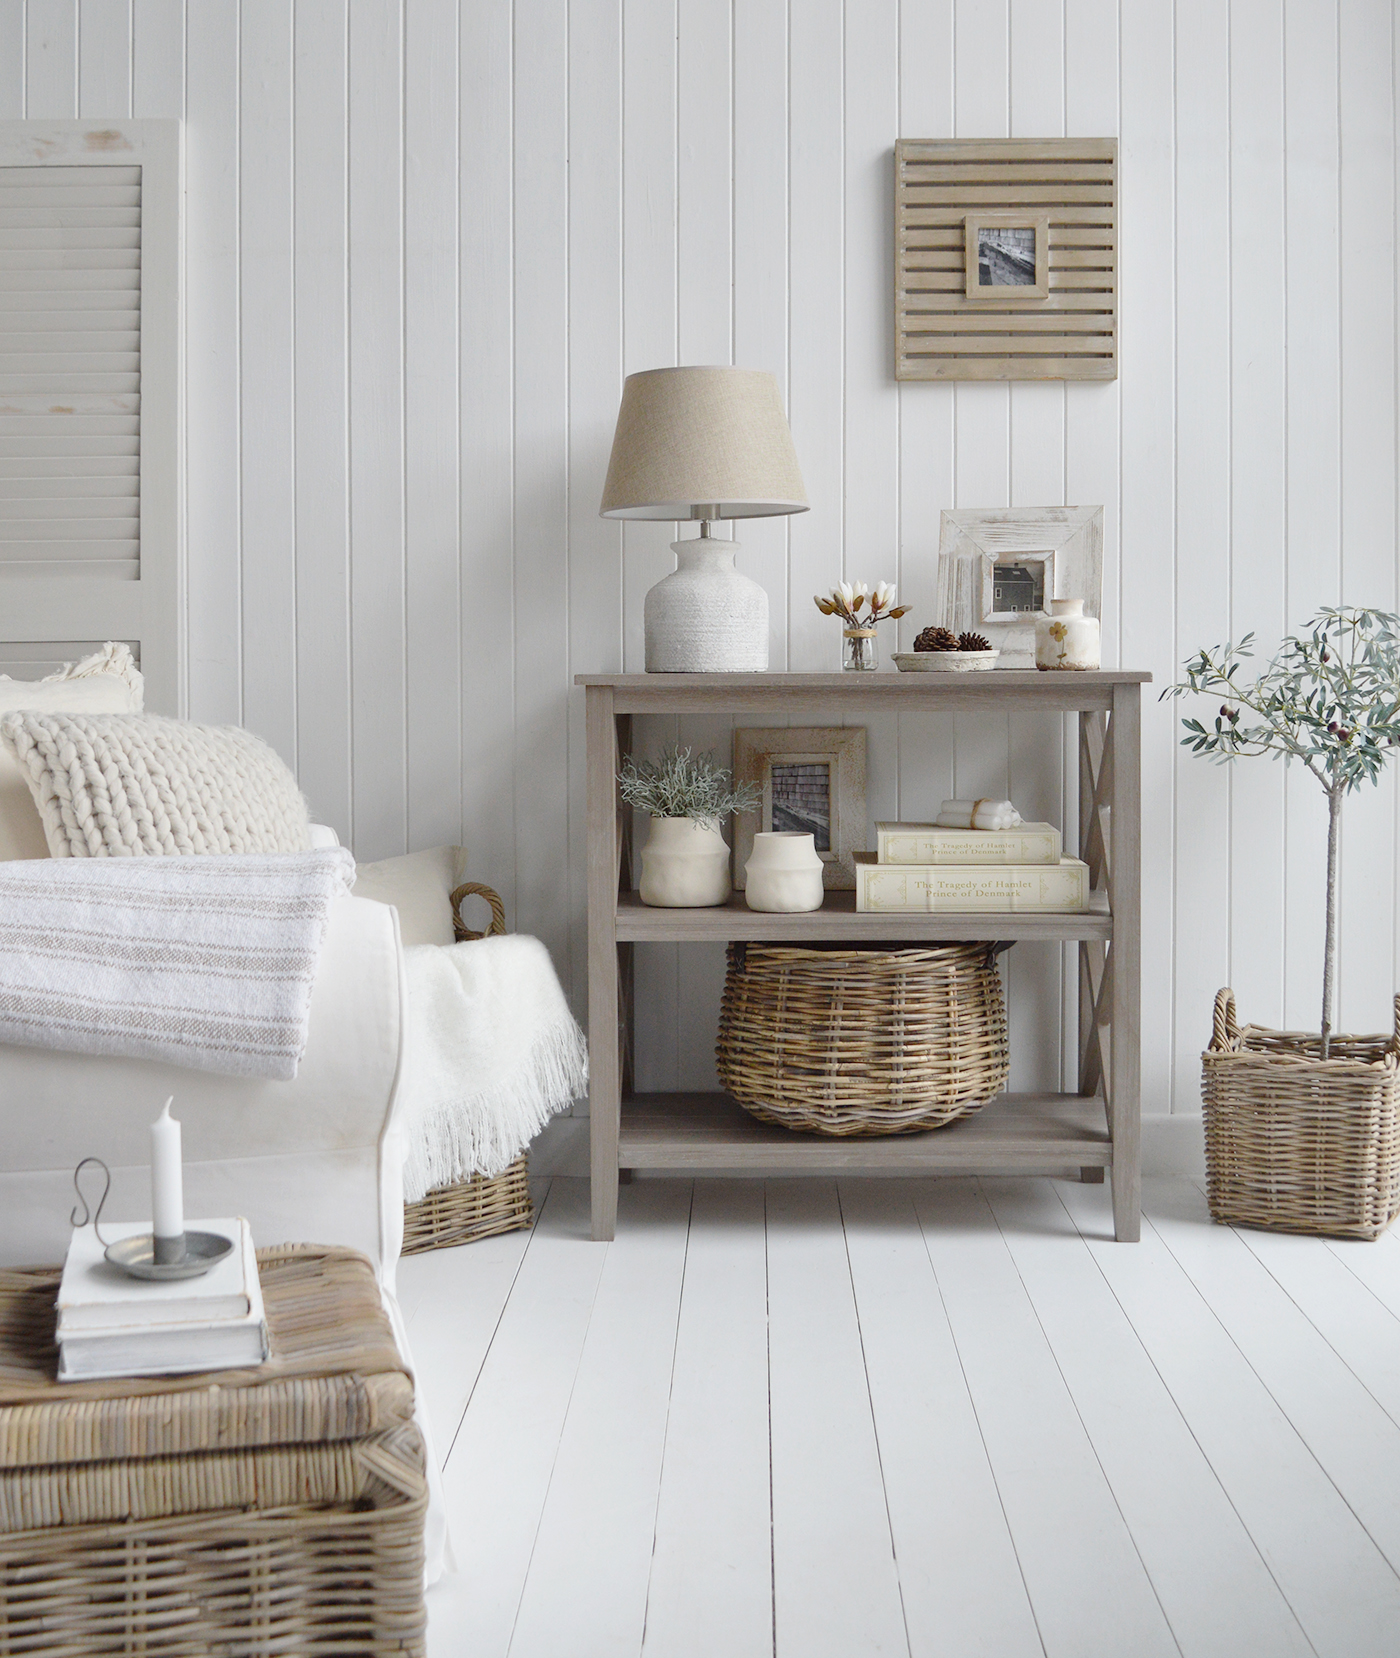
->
<box><xmin>893</xmin><ymin>650</ymin><xmax>1000</xmax><ymax>673</ymax></box>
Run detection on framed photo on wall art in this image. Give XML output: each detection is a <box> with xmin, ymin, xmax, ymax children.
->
<box><xmin>963</xmin><ymin>212</ymin><xmax>1050</xmax><ymax>301</ymax></box>
<box><xmin>732</xmin><ymin>727</ymin><xmax>867</xmax><ymax>890</ymax></box>
<box><xmin>935</xmin><ymin>506</ymin><xmax>1103</xmax><ymax>668</ymax></box>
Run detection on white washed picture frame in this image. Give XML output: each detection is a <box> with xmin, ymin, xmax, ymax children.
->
<box><xmin>732</xmin><ymin>727</ymin><xmax>866</xmax><ymax>890</ymax></box>
<box><xmin>935</xmin><ymin>506</ymin><xmax>1103</xmax><ymax>668</ymax></box>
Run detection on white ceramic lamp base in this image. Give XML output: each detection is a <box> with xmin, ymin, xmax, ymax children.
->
<box><xmin>644</xmin><ymin>537</ymin><xmax>769</xmax><ymax>673</ymax></box>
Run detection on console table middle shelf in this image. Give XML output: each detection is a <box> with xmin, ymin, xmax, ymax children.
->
<box><xmin>578</xmin><ymin>670</ymin><xmax>1146</xmax><ymax>1244</ymax></box>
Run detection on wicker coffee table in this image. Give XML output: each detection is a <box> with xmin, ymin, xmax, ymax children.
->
<box><xmin>0</xmin><ymin>1244</ymin><xmax>427</xmax><ymax>1656</ymax></box>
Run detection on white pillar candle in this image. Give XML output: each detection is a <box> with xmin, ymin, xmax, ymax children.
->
<box><xmin>150</xmin><ymin>1097</ymin><xmax>184</xmax><ymax>1242</ymax></box>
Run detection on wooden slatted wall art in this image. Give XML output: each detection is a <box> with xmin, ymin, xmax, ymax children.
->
<box><xmin>0</xmin><ymin>122</ymin><xmax>183</xmax><ymax>713</ymax></box>
<box><xmin>895</xmin><ymin>138</ymin><xmax>1117</xmax><ymax>381</ymax></box>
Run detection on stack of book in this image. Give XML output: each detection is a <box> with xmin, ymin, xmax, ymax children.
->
<box><xmin>57</xmin><ymin>1216</ymin><xmax>268</xmax><ymax>1382</ymax></box>
<box><xmin>855</xmin><ymin>818</ymin><xmax>1090</xmax><ymax>913</ymax></box>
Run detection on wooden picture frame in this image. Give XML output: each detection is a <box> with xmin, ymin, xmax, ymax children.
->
<box><xmin>895</xmin><ymin>138</ymin><xmax>1117</xmax><ymax>381</ymax></box>
<box><xmin>936</xmin><ymin>507</ymin><xmax>1103</xmax><ymax>669</ymax></box>
<box><xmin>964</xmin><ymin>212</ymin><xmax>1049</xmax><ymax>301</ymax></box>
<box><xmin>732</xmin><ymin>727</ymin><xmax>867</xmax><ymax>890</ymax></box>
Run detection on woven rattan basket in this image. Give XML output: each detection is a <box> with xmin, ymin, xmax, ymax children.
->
<box><xmin>1202</xmin><ymin>988</ymin><xmax>1400</xmax><ymax>1240</ymax></box>
<box><xmin>0</xmin><ymin>1244</ymin><xmax>426</xmax><ymax>1656</ymax></box>
<box><xmin>401</xmin><ymin>881</ymin><xmax>535</xmax><ymax>1254</ymax></box>
<box><xmin>716</xmin><ymin>940</ymin><xmax>1010</xmax><ymax>1136</ymax></box>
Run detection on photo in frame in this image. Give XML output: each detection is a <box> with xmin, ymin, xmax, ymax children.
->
<box><xmin>935</xmin><ymin>506</ymin><xmax>1103</xmax><ymax>668</ymax></box>
<box><xmin>732</xmin><ymin>727</ymin><xmax>866</xmax><ymax>890</ymax></box>
<box><xmin>963</xmin><ymin>212</ymin><xmax>1050</xmax><ymax>301</ymax></box>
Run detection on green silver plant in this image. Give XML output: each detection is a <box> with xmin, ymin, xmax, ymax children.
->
<box><xmin>1165</xmin><ymin>607</ymin><xmax>1400</xmax><ymax>1056</ymax></box>
<box><xmin>617</xmin><ymin>745</ymin><xmax>762</xmax><ymax>831</ymax></box>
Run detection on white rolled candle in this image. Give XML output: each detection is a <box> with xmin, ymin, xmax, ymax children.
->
<box><xmin>936</xmin><ymin>798</ymin><xmax>1023</xmax><ymax>831</ymax></box>
<box><xmin>150</xmin><ymin>1097</ymin><xmax>184</xmax><ymax>1242</ymax></box>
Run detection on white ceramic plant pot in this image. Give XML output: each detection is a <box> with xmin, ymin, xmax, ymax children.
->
<box><xmin>644</xmin><ymin>539</ymin><xmax>769</xmax><ymax>673</ymax></box>
<box><xmin>638</xmin><ymin>816</ymin><xmax>732</xmax><ymax>907</ymax></box>
<box><xmin>743</xmin><ymin>832</ymin><xmax>825</xmax><ymax>913</ymax></box>
<box><xmin>1035</xmin><ymin>597</ymin><xmax>1101</xmax><ymax>671</ymax></box>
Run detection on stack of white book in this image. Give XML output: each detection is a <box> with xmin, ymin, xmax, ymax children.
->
<box><xmin>855</xmin><ymin>819</ymin><xmax>1090</xmax><ymax>913</ymax></box>
<box><xmin>57</xmin><ymin>1217</ymin><xmax>268</xmax><ymax>1382</ymax></box>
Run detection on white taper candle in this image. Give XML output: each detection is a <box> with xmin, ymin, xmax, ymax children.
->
<box><xmin>150</xmin><ymin>1097</ymin><xmax>183</xmax><ymax>1242</ymax></box>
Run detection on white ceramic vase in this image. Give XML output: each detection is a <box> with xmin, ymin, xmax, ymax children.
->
<box><xmin>638</xmin><ymin>816</ymin><xmax>732</xmax><ymax>907</ymax></box>
<box><xmin>743</xmin><ymin>832</ymin><xmax>825</xmax><ymax>913</ymax></box>
<box><xmin>1035</xmin><ymin>597</ymin><xmax>1101</xmax><ymax>671</ymax></box>
<box><xmin>644</xmin><ymin>538</ymin><xmax>769</xmax><ymax>672</ymax></box>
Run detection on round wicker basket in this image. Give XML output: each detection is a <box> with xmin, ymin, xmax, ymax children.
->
<box><xmin>715</xmin><ymin>941</ymin><xmax>1010</xmax><ymax>1136</ymax></box>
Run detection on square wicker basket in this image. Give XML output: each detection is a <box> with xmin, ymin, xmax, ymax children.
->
<box><xmin>400</xmin><ymin>880</ymin><xmax>535</xmax><ymax>1255</ymax></box>
<box><xmin>0</xmin><ymin>1244</ymin><xmax>427</xmax><ymax>1657</ymax></box>
<box><xmin>1202</xmin><ymin>988</ymin><xmax>1400</xmax><ymax>1240</ymax></box>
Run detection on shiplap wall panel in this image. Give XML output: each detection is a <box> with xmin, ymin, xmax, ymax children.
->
<box><xmin>237</xmin><ymin>0</ymin><xmax>296</xmax><ymax>770</ymax></box>
<box><xmin>348</xmin><ymin>0</ymin><xmax>406</xmax><ymax>861</ymax></box>
<box><xmin>1336</xmin><ymin>0</ymin><xmax>1398</xmax><ymax>1029</ymax></box>
<box><xmin>292</xmin><ymin>1</ymin><xmax>352</xmax><ymax>838</ymax></box>
<box><xmin>1170</xmin><ymin>0</ymin><xmax>1232</xmax><ymax>1108</ymax></box>
<box><xmin>27</xmin><ymin>1</ymin><xmax>76</xmax><ymax>119</ymax></box>
<box><xmin>1228</xmin><ymin>0</ymin><xmax>1288</xmax><ymax>1031</ymax></box>
<box><xmin>458</xmin><ymin>0</ymin><xmax>516</xmax><ymax>913</ymax></box>
<box><xmin>403</xmin><ymin>0</ymin><xmax>460</xmax><ymax>853</ymax></box>
<box><xmin>182</xmin><ymin>0</ymin><xmax>239</xmax><ymax>730</ymax></box>
<box><xmin>512</xmin><ymin>0</ymin><xmax>570</xmax><ymax>973</ymax></box>
<box><xmin>0</xmin><ymin>9</ymin><xmax>24</xmax><ymax>120</ymax></box>
<box><xmin>131</xmin><ymin>0</ymin><xmax>181</xmax><ymax>120</ymax></box>
<box><xmin>15</xmin><ymin>0</ymin><xmax>1394</xmax><ymax>1120</ymax></box>
<box><xmin>1282</xmin><ymin>0</ymin><xmax>1342</xmax><ymax>1032</ymax></box>
<box><xmin>78</xmin><ymin>0</ymin><xmax>129</xmax><ymax>119</ymax></box>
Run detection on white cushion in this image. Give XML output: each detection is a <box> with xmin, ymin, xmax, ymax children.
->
<box><xmin>0</xmin><ymin>711</ymin><xmax>311</xmax><ymax>857</ymax></box>
<box><xmin>352</xmin><ymin>845</ymin><xmax>468</xmax><ymax>946</ymax></box>
<box><xmin>0</xmin><ymin>644</ymin><xmax>143</xmax><ymax>860</ymax></box>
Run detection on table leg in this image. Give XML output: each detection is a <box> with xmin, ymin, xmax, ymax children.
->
<box><xmin>586</xmin><ymin>687</ymin><xmax>620</xmax><ymax>1241</ymax></box>
<box><xmin>1109</xmin><ymin>683</ymin><xmax>1142</xmax><ymax>1242</ymax></box>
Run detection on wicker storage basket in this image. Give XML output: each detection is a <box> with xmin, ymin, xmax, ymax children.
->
<box><xmin>0</xmin><ymin>1244</ymin><xmax>427</xmax><ymax>1656</ymax></box>
<box><xmin>402</xmin><ymin>880</ymin><xmax>535</xmax><ymax>1254</ymax></box>
<box><xmin>1202</xmin><ymin>988</ymin><xmax>1400</xmax><ymax>1240</ymax></box>
<box><xmin>716</xmin><ymin>940</ymin><xmax>1010</xmax><ymax>1136</ymax></box>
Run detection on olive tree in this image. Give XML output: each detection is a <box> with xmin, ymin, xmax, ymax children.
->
<box><xmin>1165</xmin><ymin>608</ymin><xmax>1400</xmax><ymax>1056</ymax></box>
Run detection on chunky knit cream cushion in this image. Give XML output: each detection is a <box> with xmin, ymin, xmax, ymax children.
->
<box><xmin>0</xmin><ymin>644</ymin><xmax>144</xmax><ymax>860</ymax></box>
<box><xmin>0</xmin><ymin>711</ymin><xmax>312</xmax><ymax>857</ymax></box>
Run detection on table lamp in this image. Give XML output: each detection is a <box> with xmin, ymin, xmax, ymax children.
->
<box><xmin>600</xmin><ymin>366</ymin><xmax>808</xmax><ymax>671</ymax></box>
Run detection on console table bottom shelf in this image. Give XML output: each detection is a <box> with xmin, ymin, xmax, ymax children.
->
<box><xmin>618</xmin><ymin>1091</ymin><xmax>1112</xmax><ymax>1174</ymax></box>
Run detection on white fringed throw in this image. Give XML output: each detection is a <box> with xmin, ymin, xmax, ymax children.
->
<box><xmin>0</xmin><ymin>849</ymin><xmax>355</xmax><ymax>1078</ymax></box>
<box><xmin>400</xmin><ymin>937</ymin><xmax>588</xmax><ymax>1199</ymax></box>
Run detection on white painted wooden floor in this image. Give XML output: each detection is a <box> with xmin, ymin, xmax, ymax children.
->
<box><xmin>398</xmin><ymin>1175</ymin><xmax>1400</xmax><ymax>1658</ymax></box>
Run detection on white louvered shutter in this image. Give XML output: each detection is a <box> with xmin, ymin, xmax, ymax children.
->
<box><xmin>0</xmin><ymin>121</ymin><xmax>182</xmax><ymax>711</ymax></box>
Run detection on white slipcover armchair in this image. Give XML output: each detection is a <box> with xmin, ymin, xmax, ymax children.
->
<box><xmin>0</xmin><ymin>841</ymin><xmax>452</xmax><ymax>1578</ymax></box>
<box><xmin>0</xmin><ymin>883</ymin><xmax>409</xmax><ymax>1280</ymax></box>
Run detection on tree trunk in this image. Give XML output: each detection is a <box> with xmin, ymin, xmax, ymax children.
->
<box><xmin>1321</xmin><ymin>784</ymin><xmax>1343</xmax><ymax>1058</ymax></box>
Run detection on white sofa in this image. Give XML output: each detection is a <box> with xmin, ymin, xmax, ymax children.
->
<box><xmin>0</xmin><ymin>885</ymin><xmax>410</xmax><ymax>1281</ymax></box>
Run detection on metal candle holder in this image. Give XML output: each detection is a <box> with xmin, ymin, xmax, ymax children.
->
<box><xmin>71</xmin><ymin>1158</ymin><xmax>234</xmax><ymax>1283</ymax></box>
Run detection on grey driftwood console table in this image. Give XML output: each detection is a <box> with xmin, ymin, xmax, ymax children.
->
<box><xmin>577</xmin><ymin>671</ymin><xmax>1147</xmax><ymax>1243</ymax></box>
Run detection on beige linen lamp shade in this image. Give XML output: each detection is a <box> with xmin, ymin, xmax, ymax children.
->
<box><xmin>600</xmin><ymin>366</ymin><xmax>808</xmax><ymax>520</ymax></box>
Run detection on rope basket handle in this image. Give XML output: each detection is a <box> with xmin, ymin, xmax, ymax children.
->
<box><xmin>1394</xmin><ymin>994</ymin><xmax>1400</xmax><ymax>1050</ymax></box>
<box><xmin>1211</xmin><ymin>988</ymin><xmax>1238</xmax><ymax>1050</ymax></box>
<box><xmin>450</xmin><ymin>882</ymin><xmax>507</xmax><ymax>942</ymax></box>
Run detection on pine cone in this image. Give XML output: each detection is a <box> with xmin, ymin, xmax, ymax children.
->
<box><xmin>958</xmin><ymin>632</ymin><xmax>992</xmax><ymax>652</ymax></box>
<box><xmin>914</xmin><ymin>625</ymin><xmax>959</xmax><ymax>652</ymax></box>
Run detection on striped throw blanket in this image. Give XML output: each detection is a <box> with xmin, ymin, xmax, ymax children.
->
<box><xmin>0</xmin><ymin>849</ymin><xmax>355</xmax><ymax>1079</ymax></box>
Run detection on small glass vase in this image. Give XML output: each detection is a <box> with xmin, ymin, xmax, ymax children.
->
<box><xmin>842</xmin><ymin>628</ymin><xmax>878</xmax><ymax>672</ymax></box>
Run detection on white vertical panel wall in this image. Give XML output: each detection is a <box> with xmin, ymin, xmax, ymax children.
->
<box><xmin>4</xmin><ymin>0</ymin><xmax>1396</xmax><ymax>1125</ymax></box>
